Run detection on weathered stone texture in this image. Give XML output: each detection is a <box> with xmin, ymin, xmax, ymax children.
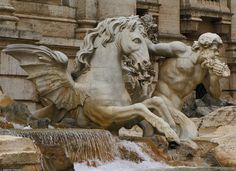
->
<box><xmin>193</xmin><ymin>106</ymin><xmax>236</xmax><ymax>132</ymax></box>
<box><xmin>0</xmin><ymin>0</ymin><xmax>235</xmax><ymax>111</ymax></box>
<box><xmin>158</xmin><ymin>0</ymin><xmax>181</xmax><ymax>40</ymax></box>
<box><xmin>0</xmin><ymin>53</ymin><xmax>27</xmax><ymax>76</ymax></box>
<box><xmin>198</xmin><ymin>125</ymin><xmax>236</xmax><ymax>167</ymax></box>
<box><xmin>97</xmin><ymin>0</ymin><xmax>136</xmax><ymax>20</ymax></box>
<box><xmin>231</xmin><ymin>1</ymin><xmax>236</xmax><ymax>40</ymax></box>
<box><xmin>0</xmin><ymin>135</ymin><xmax>41</xmax><ymax>170</ymax></box>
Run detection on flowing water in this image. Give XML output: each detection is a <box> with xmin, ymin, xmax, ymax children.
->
<box><xmin>74</xmin><ymin>160</ymin><xmax>169</xmax><ymax>171</ymax></box>
<box><xmin>74</xmin><ymin>140</ymin><xmax>171</xmax><ymax>171</ymax></box>
<box><xmin>0</xmin><ymin>128</ymin><xmax>171</xmax><ymax>170</ymax></box>
<box><xmin>0</xmin><ymin>128</ymin><xmax>115</xmax><ymax>162</ymax></box>
<box><xmin>0</xmin><ymin>128</ymin><xmax>234</xmax><ymax>171</ymax></box>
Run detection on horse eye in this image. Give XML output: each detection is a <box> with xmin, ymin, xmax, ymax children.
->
<box><xmin>133</xmin><ymin>38</ymin><xmax>141</xmax><ymax>44</ymax></box>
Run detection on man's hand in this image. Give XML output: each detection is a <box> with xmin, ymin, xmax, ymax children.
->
<box><xmin>201</xmin><ymin>58</ymin><xmax>230</xmax><ymax>77</ymax></box>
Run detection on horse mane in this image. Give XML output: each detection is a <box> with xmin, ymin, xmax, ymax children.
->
<box><xmin>72</xmin><ymin>16</ymin><xmax>145</xmax><ymax>78</ymax></box>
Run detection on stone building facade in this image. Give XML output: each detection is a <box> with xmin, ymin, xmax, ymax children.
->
<box><xmin>0</xmin><ymin>0</ymin><xmax>235</xmax><ymax>111</ymax></box>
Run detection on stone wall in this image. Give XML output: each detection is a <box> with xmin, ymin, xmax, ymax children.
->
<box><xmin>0</xmin><ymin>0</ymin><xmax>235</xmax><ymax>111</ymax></box>
<box><xmin>227</xmin><ymin>0</ymin><xmax>236</xmax><ymax>98</ymax></box>
<box><xmin>158</xmin><ymin>0</ymin><xmax>185</xmax><ymax>41</ymax></box>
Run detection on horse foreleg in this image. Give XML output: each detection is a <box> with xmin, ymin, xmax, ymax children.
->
<box><xmin>170</xmin><ymin>108</ymin><xmax>198</xmax><ymax>139</ymax></box>
<box><xmin>31</xmin><ymin>104</ymin><xmax>56</xmax><ymax>120</ymax></box>
<box><xmin>142</xmin><ymin>96</ymin><xmax>176</xmax><ymax>131</ymax></box>
<box><xmin>156</xmin><ymin>95</ymin><xmax>198</xmax><ymax>139</ymax></box>
<box><xmin>91</xmin><ymin>103</ymin><xmax>180</xmax><ymax>143</ymax></box>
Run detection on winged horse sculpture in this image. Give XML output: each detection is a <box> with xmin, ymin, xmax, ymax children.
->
<box><xmin>3</xmin><ymin>16</ymin><xmax>182</xmax><ymax>143</ymax></box>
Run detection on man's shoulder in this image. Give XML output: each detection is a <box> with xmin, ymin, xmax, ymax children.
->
<box><xmin>169</xmin><ymin>41</ymin><xmax>190</xmax><ymax>55</ymax></box>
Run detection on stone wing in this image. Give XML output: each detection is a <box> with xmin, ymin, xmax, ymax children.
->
<box><xmin>3</xmin><ymin>44</ymin><xmax>86</xmax><ymax>111</ymax></box>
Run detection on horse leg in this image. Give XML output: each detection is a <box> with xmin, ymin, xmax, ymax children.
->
<box><xmin>31</xmin><ymin>104</ymin><xmax>56</xmax><ymax>120</ymax></box>
<box><xmin>138</xmin><ymin>120</ymin><xmax>155</xmax><ymax>137</ymax></box>
<box><xmin>156</xmin><ymin>95</ymin><xmax>198</xmax><ymax>139</ymax></box>
<box><xmin>170</xmin><ymin>107</ymin><xmax>198</xmax><ymax>139</ymax></box>
<box><xmin>85</xmin><ymin>103</ymin><xmax>180</xmax><ymax>143</ymax></box>
<box><xmin>142</xmin><ymin>96</ymin><xmax>176</xmax><ymax>131</ymax></box>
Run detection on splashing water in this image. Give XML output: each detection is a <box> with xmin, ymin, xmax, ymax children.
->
<box><xmin>0</xmin><ymin>128</ymin><xmax>115</xmax><ymax>162</ymax></box>
<box><xmin>0</xmin><ymin>129</ymin><xmax>172</xmax><ymax>170</ymax></box>
<box><xmin>117</xmin><ymin>140</ymin><xmax>153</xmax><ymax>161</ymax></box>
<box><xmin>74</xmin><ymin>140</ymin><xmax>171</xmax><ymax>171</ymax></box>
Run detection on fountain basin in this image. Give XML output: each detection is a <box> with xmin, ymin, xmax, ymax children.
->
<box><xmin>0</xmin><ymin>128</ymin><xmax>115</xmax><ymax>171</ymax></box>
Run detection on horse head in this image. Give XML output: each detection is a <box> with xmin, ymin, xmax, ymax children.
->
<box><xmin>118</xmin><ymin>17</ymin><xmax>151</xmax><ymax>72</ymax></box>
<box><xmin>75</xmin><ymin>16</ymin><xmax>151</xmax><ymax>76</ymax></box>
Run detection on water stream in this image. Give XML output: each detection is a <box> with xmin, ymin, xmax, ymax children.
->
<box><xmin>0</xmin><ymin>128</ymin><xmax>115</xmax><ymax>162</ymax></box>
<box><xmin>0</xmin><ymin>128</ymin><xmax>234</xmax><ymax>171</ymax></box>
<box><xmin>74</xmin><ymin>140</ymin><xmax>171</xmax><ymax>171</ymax></box>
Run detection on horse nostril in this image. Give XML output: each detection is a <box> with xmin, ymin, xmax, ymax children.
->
<box><xmin>143</xmin><ymin>60</ymin><xmax>148</xmax><ymax>65</ymax></box>
<box><xmin>143</xmin><ymin>60</ymin><xmax>151</xmax><ymax>66</ymax></box>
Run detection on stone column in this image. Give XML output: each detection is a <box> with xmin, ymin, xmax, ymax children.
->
<box><xmin>75</xmin><ymin>0</ymin><xmax>136</xmax><ymax>39</ymax></box>
<box><xmin>159</xmin><ymin>0</ymin><xmax>185</xmax><ymax>41</ymax></box>
<box><xmin>226</xmin><ymin>0</ymin><xmax>236</xmax><ymax>98</ymax></box>
<box><xmin>0</xmin><ymin>0</ymin><xmax>19</xmax><ymax>29</ymax></box>
<box><xmin>97</xmin><ymin>0</ymin><xmax>136</xmax><ymax>20</ymax></box>
<box><xmin>75</xmin><ymin>0</ymin><xmax>98</xmax><ymax>39</ymax></box>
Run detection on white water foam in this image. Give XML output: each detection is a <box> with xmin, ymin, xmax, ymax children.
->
<box><xmin>116</xmin><ymin>140</ymin><xmax>153</xmax><ymax>161</ymax></box>
<box><xmin>0</xmin><ymin>116</ymin><xmax>30</xmax><ymax>129</ymax></box>
<box><xmin>74</xmin><ymin>140</ymin><xmax>171</xmax><ymax>171</ymax></box>
<box><xmin>74</xmin><ymin>159</ymin><xmax>170</xmax><ymax>171</ymax></box>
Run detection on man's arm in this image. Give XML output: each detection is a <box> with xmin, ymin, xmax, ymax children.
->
<box><xmin>146</xmin><ymin>39</ymin><xmax>187</xmax><ymax>58</ymax></box>
<box><xmin>203</xmin><ymin>72</ymin><xmax>221</xmax><ymax>99</ymax></box>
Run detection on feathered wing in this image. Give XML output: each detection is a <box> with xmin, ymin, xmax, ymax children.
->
<box><xmin>3</xmin><ymin>44</ymin><xmax>87</xmax><ymax>111</ymax></box>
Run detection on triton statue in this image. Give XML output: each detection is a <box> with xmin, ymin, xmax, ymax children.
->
<box><xmin>146</xmin><ymin>32</ymin><xmax>230</xmax><ymax>137</ymax></box>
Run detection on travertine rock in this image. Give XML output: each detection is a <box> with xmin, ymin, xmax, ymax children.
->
<box><xmin>192</xmin><ymin>106</ymin><xmax>236</xmax><ymax>167</ymax></box>
<box><xmin>0</xmin><ymin>92</ymin><xmax>14</xmax><ymax>108</ymax></box>
<box><xmin>192</xmin><ymin>106</ymin><xmax>236</xmax><ymax>132</ymax></box>
<box><xmin>198</xmin><ymin>125</ymin><xmax>236</xmax><ymax>167</ymax></box>
<box><xmin>0</xmin><ymin>135</ymin><xmax>41</xmax><ymax>170</ymax></box>
<box><xmin>196</xmin><ymin>106</ymin><xmax>212</xmax><ymax>116</ymax></box>
<box><xmin>0</xmin><ymin>91</ymin><xmax>31</xmax><ymax>126</ymax></box>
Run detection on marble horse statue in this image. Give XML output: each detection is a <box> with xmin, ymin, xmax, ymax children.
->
<box><xmin>3</xmin><ymin>16</ymin><xmax>181</xmax><ymax>143</ymax></box>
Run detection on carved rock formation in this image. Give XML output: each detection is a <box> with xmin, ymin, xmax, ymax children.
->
<box><xmin>197</xmin><ymin>125</ymin><xmax>236</xmax><ymax>167</ymax></box>
<box><xmin>0</xmin><ymin>129</ymin><xmax>115</xmax><ymax>171</ymax></box>
<box><xmin>192</xmin><ymin>106</ymin><xmax>236</xmax><ymax>167</ymax></box>
<box><xmin>0</xmin><ymin>135</ymin><xmax>41</xmax><ymax>170</ymax></box>
<box><xmin>192</xmin><ymin>106</ymin><xmax>236</xmax><ymax>133</ymax></box>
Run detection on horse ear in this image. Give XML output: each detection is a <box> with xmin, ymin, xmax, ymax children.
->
<box><xmin>119</xmin><ymin>25</ymin><xmax>126</xmax><ymax>32</ymax></box>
